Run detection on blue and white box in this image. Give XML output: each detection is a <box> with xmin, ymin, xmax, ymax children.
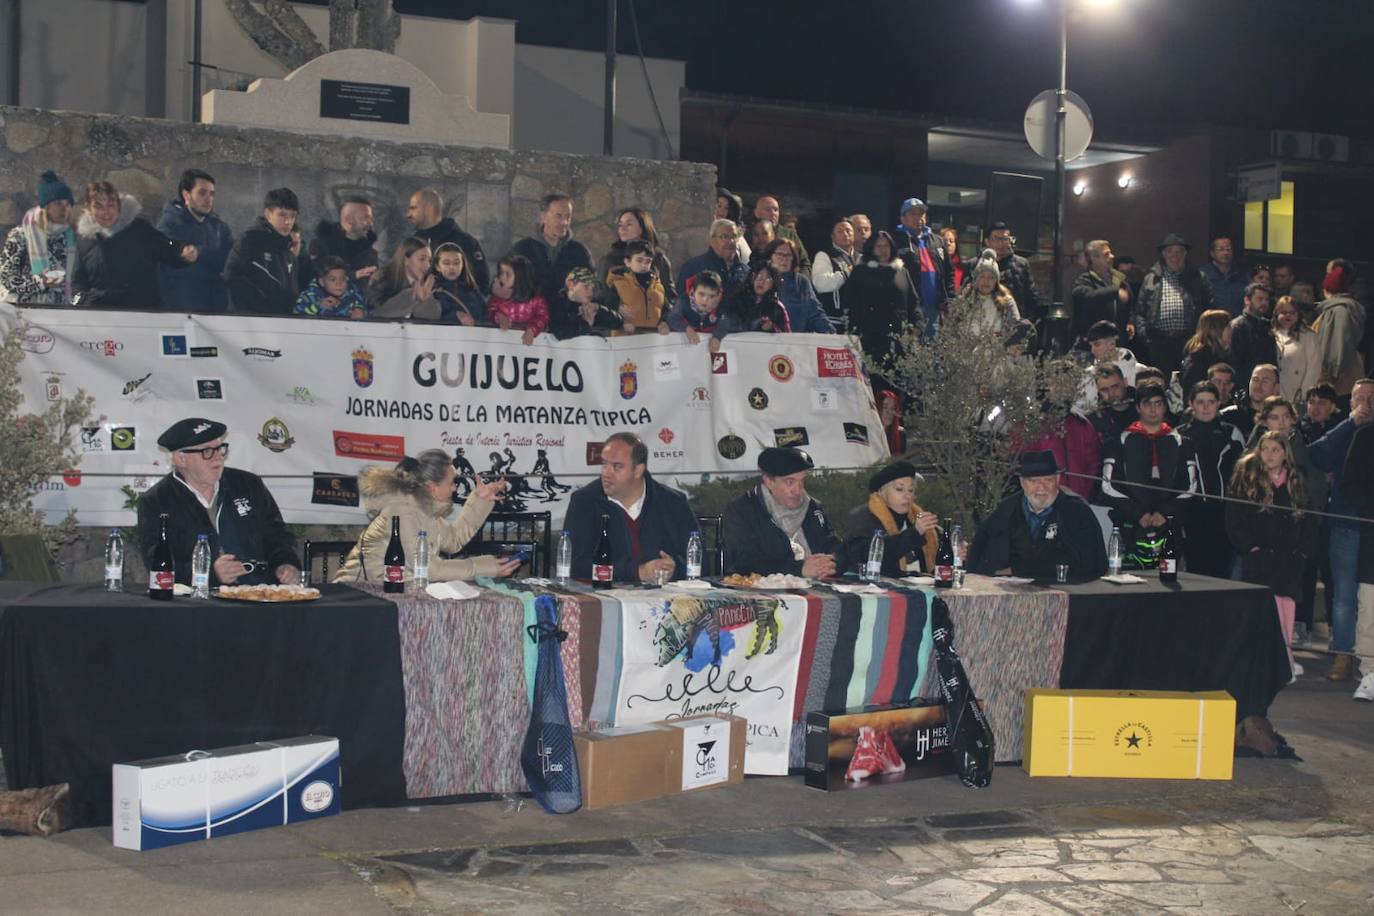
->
<box><xmin>112</xmin><ymin>735</ymin><xmax>341</xmax><ymax>851</ymax></box>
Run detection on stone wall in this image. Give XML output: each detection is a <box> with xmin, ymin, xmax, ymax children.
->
<box><xmin>0</xmin><ymin>105</ymin><xmax>716</xmax><ymax>277</ymax></box>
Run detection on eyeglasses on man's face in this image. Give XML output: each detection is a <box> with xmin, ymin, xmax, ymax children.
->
<box><xmin>181</xmin><ymin>443</ymin><xmax>229</xmax><ymax>460</ymax></box>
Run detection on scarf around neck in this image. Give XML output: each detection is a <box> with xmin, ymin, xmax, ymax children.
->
<box><xmin>867</xmin><ymin>492</ymin><xmax>935</xmax><ymax>572</ymax></box>
<box><xmin>761</xmin><ymin>485</ymin><xmax>810</xmax><ymax>558</ymax></box>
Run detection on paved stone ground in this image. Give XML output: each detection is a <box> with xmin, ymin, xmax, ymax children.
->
<box><xmin>3</xmin><ymin>648</ymin><xmax>1373</xmax><ymax>914</ymax></box>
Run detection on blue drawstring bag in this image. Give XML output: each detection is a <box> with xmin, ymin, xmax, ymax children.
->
<box><xmin>520</xmin><ymin>594</ymin><xmax>582</xmax><ymax>814</ymax></box>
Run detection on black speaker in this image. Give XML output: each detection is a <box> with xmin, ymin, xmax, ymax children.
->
<box><xmin>987</xmin><ymin>172</ymin><xmax>1044</xmax><ymax>257</ymax></box>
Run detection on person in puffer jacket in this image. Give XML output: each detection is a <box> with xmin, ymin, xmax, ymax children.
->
<box><xmin>155</xmin><ymin>168</ymin><xmax>234</xmax><ymax>311</ymax></box>
<box><xmin>487</xmin><ymin>253</ymin><xmax>549</xmax><ymax>345</ymax></box>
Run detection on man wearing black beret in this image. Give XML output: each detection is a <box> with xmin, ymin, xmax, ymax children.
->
<box><xmin>721</xmin><ymin>446</ymin><xmax>846</xmax><ymax>577</ymax></box>
<box><xmin>967</xmin><ymin>450</ymin><xmax>1107</xmax><ymax>581</ymax></box>
<box><xmin>136</xmin><ymin>417</ymin><xmax>300</xmax><ymax>587</ymax></box>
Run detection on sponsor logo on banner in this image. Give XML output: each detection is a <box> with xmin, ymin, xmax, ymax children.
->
<box><xmin>688</xmin><ymin>386</ymin><xmax>711</xmax><ymax>408</ymax></box>
<box><xmin>300</xmin><ymin>781</ymin><xmax>335</xmax><ymax>813</ymax></box>
<box><xmin>747</xmin><ymin>387</ymin><xmax>769</xmax><ymax>410</ymax></box>
<box><xmin>20</xmin><ymin>326</ymin><xmax>55</xmax><ymax>353</ymax></box>
<box><xmin>334</xmin><ymin>430</ymin><xmax>405</xmax><ymax>461</ymax></box>
<box><xmin>817</xmin><ymin>346</ymin><xmax>859</xmax><ymax>378</ymax></box>
<box><xmin>717</xmin><ymin>434</ymin><xmax>746</xmax><ymax>460</ymax></box>
<box><xmin>62</xmin><ymin>469</ymin><xmax>82</xmax><ymax>487</ymax></box>
<box><xmin>242</xmin><ymin>347</ymin><xmax>282</xmax><ymax>360</ymax></box>
<box><xmin>810</xmin><ymin>388</ymin><xmax>838</xmax><ymax>410</ymax></box>
<box><xmin>110</xmin><ymin>426</ymin><xmax>136</xmax><ymax>451</ymax></box>
<box><xmin>768</xmin><ymin>354</ymin><xmax>795</xmax><ymax>382</ymax></box>
<box><xmin>619</xmin><ymin>360</ymin><xmax>638</xmax><ymax>399</ymax></box>
<box><xmin>654</xmin><ymin>428</ymin><xmax>684</xmax><ymax>459</ymax></box>
<box><xmin>80</xmin><ymin>426</ymin><xmax>105</xmax><ymax>453</ymax></box>
<box><xmin>196</xmin><ymin>378</ymin><xmax>223</xmax><ymax>400</ymax></box>
<box><xmin>585</xmin><ymin>441</ymin><xmax>606</xmax><ymax>465</ymax></box>
<box><xmin>46</xmin><ymin>379</ymin><xmax>62</xmax><ymax>401</ymax></box>
<box><xmin>257</xmin><ymin>417</ymin><xmax>295</xmax><ymax>453</ymax></box>
<box><xmin>774</xmin><ymin>426</ymin><xmax>810</xmax><ymax>447</ymax></box>
<box><xmin>843</xmin><ymin>422</ymin><xmax>870</xmax><ymax>445</ymax></box>
<box><xmin>161</xmin><ymin>335</ymin><xmax>187</xmax><ymax>356</ymax></box>
<box><xmin>286</xmin><ymin>385</ymin><xmax>318</xmax><ymax>405</ymax></box>
<box><xmin>122</xmin><ymin>371</ymin><xmax>153</xmax><ymax>401</ymax></box>
<box><xmin>82</xmin><ymin>339</ymin><xmax>124</xmax><ymax>356</ymax></box>
<box><xmin>653</xmin><ymin>352</ymin><xmax>681</xmax><ymax>381</ymax></box>
<box><xmin>710</xmin><ymin>352</ymin><xmax>729</xmax><ymax>375</ymax></box>
<box><xmin>311</xmin><ymin>473</ymin><xmax>360</xmax><ymax>507</ymax></box>
<box><xmin>658</xmin><ymin>428</ymin><xmax>675</xmax><ymax>444</ymax></box>
<box><xmin>190</xmin><ymin>346</ymin><xmax>218</xmax><ymax>358</ymax></box>
<box><xmin>352</xmin><ymin>347</ymin><xmax>374</xmax><ymax>388</ymax></box>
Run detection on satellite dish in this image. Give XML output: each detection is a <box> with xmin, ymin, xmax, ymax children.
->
<box><xmin>1024</xmin><ymin>89</ymin><xmax>1093</xmax><ymax>162</ymax></box>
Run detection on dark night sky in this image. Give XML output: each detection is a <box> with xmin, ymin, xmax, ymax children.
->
<box><xmin>380</xmin><ymin>0</ymin><xmax>1374</xmax><ymax>141</ymax></box>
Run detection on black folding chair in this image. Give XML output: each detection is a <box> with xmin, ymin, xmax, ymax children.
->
<box><xmin>696</xmin><ymin>515</ymin><xmax>724</xmax><ymax>578</ymax></box>
<box><xmin>457</xmin><ymin>510</ymin><xmax>553</xmax><ymax>577</ymax></box>
<box><xmin>301</xmin><ymin>539</ymin><xmax>357</xmax><ymax>586</ymax></box>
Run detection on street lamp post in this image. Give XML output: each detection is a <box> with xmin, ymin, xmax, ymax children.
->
<box><xmin>1052</xmin><ymin>0</ymin><xmax>1068</xmax><ymax>331</ymax></box>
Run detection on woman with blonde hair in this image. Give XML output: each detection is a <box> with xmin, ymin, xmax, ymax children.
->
<box><xmin>1225</xmin><ymin>431</ymin><xmax>1318</xmax><ymax>677</ymax></box>
<box><xmin>1178</xmin><ymin>308</ymin><xmax>1234</xmax><ymax>398</ymax></box>
<box><xmin>1271</xmin><ymin>294</ymin><xmax>1321</xmax><ymax>404</ymax></box>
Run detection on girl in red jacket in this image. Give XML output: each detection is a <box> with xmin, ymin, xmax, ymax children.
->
<box><xmin>488</xmin><ymin>254</ymin><xmax>549</xmax><ymax>345</ymax></box>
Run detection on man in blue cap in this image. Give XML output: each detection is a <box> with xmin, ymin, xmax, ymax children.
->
<box><xmin>893</xmin><ymin>198</ymin><xmax>954</xmax><ymax>333</ymax></box>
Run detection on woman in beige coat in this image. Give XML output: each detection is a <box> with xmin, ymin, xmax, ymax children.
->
<box><xmin>333</xmin><ymin>449</ymin><xmax>520</xmax><ymax>583</ymax></box>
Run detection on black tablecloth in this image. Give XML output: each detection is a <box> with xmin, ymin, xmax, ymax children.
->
<box><xmin>1057</xmin><ymin>572</ymin><xmax>1291</xmax><ymax>719</ymax></box>
<box><xmin>0</xmin><ymin>583</ymin><xmax>407</xmax><ymax>826</ymax></box>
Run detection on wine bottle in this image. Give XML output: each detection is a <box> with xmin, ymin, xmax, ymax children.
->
<box><xmin>933</xmin><ymin>518</ymin><xmax>955</xmax><ymax>589</ymax></box>
<box><xmin>1158</xmin><ymin>518</ymin><xmax>1179</xmax><ymax>583</ymax></box>
<box><xmin>383</xmin><ymin>515</ymin><xmax>406</xmax><ymax>593</ymax></box>
<box><xmin>592</xmin><ymin>512</ymin><xmax>614</xmax><ymax>589</ymax></box>
<box><xmin>148</xmin><ymin>513</ymin><xmax>175</xmax><ymax>601</ymax></box>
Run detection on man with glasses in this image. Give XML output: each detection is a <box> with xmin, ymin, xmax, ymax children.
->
<box><xmin>137</xmin><ymin>417</ymin><xmax>300</xmax><ymax>587</ymax></box>
<box><xmin>676</xmin><ymin>219</ymin><xmax>750</xmax><ymax>298</ymax></box>
<box><xmin>985</xmin><ymin>221</ymin><xmax>1042</xmax><ymax>322</ymax></box>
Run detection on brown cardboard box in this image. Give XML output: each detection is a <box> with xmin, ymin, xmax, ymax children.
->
<box><xmin>657</xmin><ymin>715</ymin><xmax>747</xmax><ymax>793</ymax></box>
<box><xmin>574</xmin><ymin>724</ymin><xmax>681</xmax><ymax>811</ymax></box>
<box><xmin>804</xmin><ymin>700</ymin><xmax>957</xmax><ymax>790</ymax></box>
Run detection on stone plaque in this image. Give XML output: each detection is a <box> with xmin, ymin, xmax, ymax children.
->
<box><xmin>320</xmin><ymin>79</ymin><xmax>411</xmax><ymax>125</ymax></box>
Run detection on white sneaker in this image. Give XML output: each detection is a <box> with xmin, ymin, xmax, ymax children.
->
<box><xmin>1354</xmin><ymin>673</ymin><xmax>1374</xmax><ymax>702</ymax></box>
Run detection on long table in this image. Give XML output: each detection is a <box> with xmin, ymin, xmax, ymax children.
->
<box><xmin>1</xmin><ymin>573</ymin><xmax>1289</xmax><ymax>821</ymax></box>
<box><xmin>0</xmin><ymin>583</ymin><xmax>408</xmax><ymax>826</ymax></box>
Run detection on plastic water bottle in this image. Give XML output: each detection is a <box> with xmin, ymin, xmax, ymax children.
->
<box><xmin>191</xmin><ymin>534</ymin><xmax>211</xmax><ymax>599</ymax></box>
<box><xmin>555</xmin><ymin>529</ymin><xmax>573</xmax><ymax>585</ymax></box>
<box><xmin>864</xmin><ymin>529</ymin><xmax>885</xmax><ymax>581</ymax></box>
<box><xmin>686</xmin><ymin>530</ymin><xmax>703</xmax><ymax>580</ymax></box>
<box><xmin>413</xmin><ymin>530</ymin><xmax>430</xmax><ymax>591</ymax></box>
<box><xmin>951</xmin><ymin>524</ymin><xmax>965</xmax><ymax>570</ymax></box>
<box><xmin>1107</xmin><ymin>526</ymin><xmax>1122</xmax><ymax>577</ymax></box>
<box><xmin>104</xmin><ymin>528</ymin><xmax>124</xmax><ymax>592</ymax></box>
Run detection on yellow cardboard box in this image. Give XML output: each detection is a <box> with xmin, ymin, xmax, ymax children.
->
<box><xmin>1022</xmin><ymin>689</ymin><xmax>1234</xmax><ymax>780</ymax></box>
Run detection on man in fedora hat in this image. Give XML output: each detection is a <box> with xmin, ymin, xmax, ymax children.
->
<box><xmin>1133</xmin><ymin>232</ymin><xmax>1215</xmax><ymax>376</ymax></box>
<box><xmin>967</xmin><ymin>449</ymin><xmax>1107</xmax><ymax>581</ymax></box>
<box><xmin>136</xmin><ymin>417</ymin><xmax>300</xmax><ymax>587</ymax></box>
<box><xmin>722</xmin><ymin>446</ymin><xmax>846</xmax><ymax>577</ymax></box>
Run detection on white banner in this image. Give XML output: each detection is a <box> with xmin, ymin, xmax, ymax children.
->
<box><xmin>613</xmin><ymin>590</ymin><xmax>809</xmax><ymax>775</ymax></box>
<box><xmin>3</xmin><ymin>306</ymin><xmax>888</xmax><ymax>525</ymax></box>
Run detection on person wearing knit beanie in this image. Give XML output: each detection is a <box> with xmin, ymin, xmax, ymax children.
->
<box><xmin>36</xmin><ymin>171</ymin><xmax>74</xmax><ymax>209</ymax></box>
<box><xmin>1312</xmin><ymin>258</ymin><xmax>1366</xmax><ymax>396</ymax></box>
<box><xmin>1323</xmin><ymin>261</ymin><xmax>1352</xmax><ymax>295</ymax></box>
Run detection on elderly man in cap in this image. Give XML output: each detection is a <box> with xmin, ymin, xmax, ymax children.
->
<box><xmin>137</xmin><ymin>418</ymin><xmax>300</xmax><ymax>587</ymax></box>
<box><xmin>967</xmin><ymin>450</ymin><xmax>1107</xmax><ymax>581</ymax></box>
<box><xmin>722</xmin><ymin>446</ymin><xmax>847</xmax><ymax>577</ymax></box>
<box><xmin>844</xmin><ymin>460</ymin><xmax>938</xmax><ymax>576</ymax></box>
<box><xmin>893</xmin><ymin>197</ymin><xmax>955</xmax><ymax>332</ymax></box>
<box><xmin>1133</xmin><ymin>232</ymin><xmax>1215</xmax><ymax>375</ymax></box>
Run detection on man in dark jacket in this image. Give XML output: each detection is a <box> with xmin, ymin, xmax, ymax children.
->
<box><xmin>510</xmin><ymin>192</ymin><xmax>592</xmax><ymax>306</ymax></box>
<box><xmin>676</xmin><ymin>220</ymin><xmax>750</xmax><ymax>297</ymax></box>
<box><xmin>967</xmin><ymin>450</ymin><xmax>1107</xmax><ymax>581</ymax></box>
<box><xmin>1339</xmin><ymin>391</ymin><xmax>1374</xmax><ymax>700</ymax></box>
<box><xmin>1300</xmin><ymin>383</ymin><xmax>1344</xmax><ymax>443</ymax></box>
<box><xmin>1200</xmin><ymin>236</ymin><xmax>1247</xmax><ymax>316</ymax></box>
<box><xmin>564</xmin><ymin>432</ymin><xmax>698</xmax><ymax>584</ymax></box>
<box><xmin>722</xmin><ymin>447</ymin><xmax>846</xmax><ymax>577</ymax></box>
<box><xmin>308</xmin><ymin>196</ymin><xmax>379</xmax><ymax>286</ymax></box>
<box><xmin>156</xmin><ymin>168</ymin><xmax>234</xmax><ymax>312</ymax></box>
<box><xmin>985</xmin><ymin>221</ymin><xmax>1042</xmax><ymax>321</ymax></box>
<box><xmin>1133</xmin><ymin>233</ymin><xmax>1215</xmax><ymax>375</ymax></box>
<box><xmin>893</xmin><ymin>198</ymin><xmax>955</xmax><ymax>333</ymax></box>
<box><xmin>1088</xmin><ymin>362</ymin><xmax>1138</xmax><ymax>444</ymax></box>
<box><xmin>407</xmin><ymin>188</ymin><xmax>489</xmax><ymax>292</ymax></box>
<box><xmin>137</xmin><ymin>417</ymin><xmax>300</xmax><ymax>587</ymax></box>
<box><xmin>1176</xmin><ymin>381</ymin><xmax>1246</xmax><ymax>577</ymax></box>
<box><xmin>1220</xmin><ymin>363</ymin><xmax>1279</xmax><ymax>440</ymax></box>
<box><xmin>225</xmin><ymin>187</ymin><xmax>302</xmax><ymax>315</ymax></box>
<box><xmin>1321</xmin><ymin>379</ymin><xmax>1373</xmax><ymax>684</ymax></box>
<box><xmin>1071</xmin><ymin>239</ymin><xmax>1132</xmax><ymax>343</ymax></box>
<box><xmin>1227</xmin><ymin>282</ymin><xmax>1277</xmax><ymax>388</ymax></box>
<box><xmin>1099</xmin><ymin>383</ymin><xmax>1199</xmax><ymax>566</ymax></box>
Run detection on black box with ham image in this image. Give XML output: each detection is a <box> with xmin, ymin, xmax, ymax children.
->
<box><xmin>804</xmin><ymin>700</ymin><xmax>957</xmax><ymax>790</ymax></box>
